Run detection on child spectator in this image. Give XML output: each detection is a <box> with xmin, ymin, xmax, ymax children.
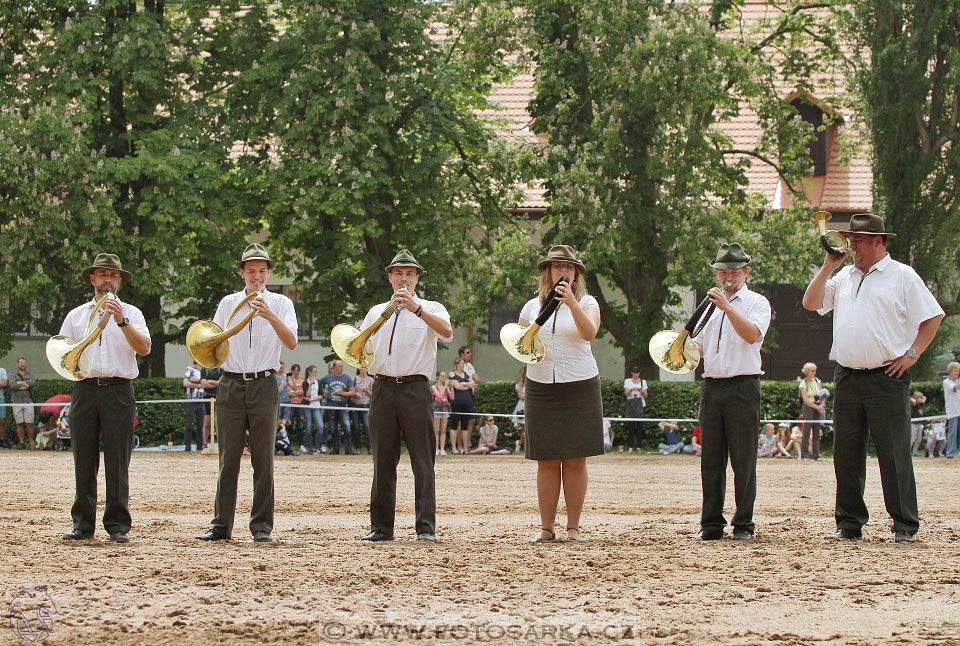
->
<box><xmin>758</xmin><ymin>423</ymin><xmax>779</xmax><ymax>457</ymax></box>
<box><xmin>35</xmin><ymin>410</ymin><xmax>58</xmax><ymax>450</ymax></box>
<box><xmin>683</xmin><ymin>425</ymin><xmax>702</xmax><ymax>455</ymax></box>
<box><xmin>275</xmin><ymin>421</ymin><xmax>293</xmax><ymax>456</ymax></box>
<box><xmin>776</xmin><ymin>422</ymin><xmax>800</xmax><ymax>458</ymax></box>
<box><xmin>470</xmin><ymin>416</ymin><xmax>512</xmax><ymax>454</ymax></box>
<box><xmin>910</xmin><ymin>391</ymin><xmax>926</xmax><ymax>457</ymax></box>
<box><xmin>927</xmin><ymin>419</ymin><xmax>946</xmax><ymax>458</ymax></box>
<box><xmin>602</xmin><ymin>418</ymin><xmax>613</xmax><ymax>453</ymax></box>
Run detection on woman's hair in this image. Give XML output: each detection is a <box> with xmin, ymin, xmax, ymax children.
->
<box><xmin>484</xmin><ymin>416</ymin><xmax>495</xmax><ymax>423</ymax></box>
<box><xmin>305</xmin><ymin>364</ymin><xmax>317</xmax><ymax>377</ymax></box>
<box><xmin>453</xmin><ymin>357</ymin><xmax>465</xmax><ymax>370</ymax></box>
<box><xmin>436</xmin><ymin>371</ymin><xmax>445</xmax><ymax>378</ymax></box>
<box><xmin>291</xmin><ymin>363</ymin><xmax>300</xmax><ymax>372</ymax></box>
<box><xmin>801</xmin><ymin>362</ymin><xmax>817</xmax><ymax>377</ymax></box>
<box><xmin>537</xmin><ymin>265</ymin><xmax>588</xmax><ymax>305</ymax></box>
<box><xmin>949</xmin><ymin>361</ymin><xmax>960</xmax><ymax>372</ymax></box>
<box><xmin>762</xmin><ymin>423</ymin><xmax>775</xmax><ymax>434</ymax></box>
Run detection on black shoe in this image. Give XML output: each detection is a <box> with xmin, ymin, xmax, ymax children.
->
<box><xmin>252</xmin><ymin>531</ymin><xmax>273</xmax><ymax>543</ymax></box>
<box><xmin>894</xmin><ymin>530</ymin><xmax>915</xmax><ymax>544</ymax></box>
<box><xmin>109</xmin><ymin>532</ymin><xmax>129</xmax><ymax>543</ymax></box>
<box><xmin>361</xmin><ymin>530</ymin><xmax>393</xmax><ymax>542</ymax></box>
<box><xmin>195</xmin><ymin>530</ymin><xmax>229</xmax><ymax>541</ymax></box>
<box><xmin>687</xmin><ymin>528</ymin><xmax>723</xmax><ymax>540</ymax></box>
<box><xmin>417</xmin><ymin>532</ymin><xmax>436</xmax><ymax>542</ymax></box>
<box><xmin>62</xmin><ymin>529</ymin><xmax>94</xmax><ymax>541</ymax></box>
<box><xmin>824</xmin><ymin>528</ymin><xmax>861</xmax><ymax>540</ymax></box>
<box><xmin>732</xmin><ymin>528</ymin><xmax>754</xmax><ymax>541</ymax></box>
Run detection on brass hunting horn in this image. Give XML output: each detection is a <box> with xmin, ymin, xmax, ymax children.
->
<box><xmin>330</xmin><ymin>287</ymin><xmax>409</xmax><ymax>370</ymax></box>
<box><xmin>811</xmin><ymin>210</ymin><xmax>848</xmax><ymax>257</ymax></box>
<box><xmin>186</xmin><ymin>290</ymin><xmax>262</xmax><ymax>369</ymax></box>
<box><xmin>46</xmin><ymin>293</ymin><xmax>115</xmax><ymax>381</ymax></box>
<box><xmin>499</xmin><ymin>275</ymin><xmax>569</xmax><ymax>364</ymax></box>
<box><xmin>648</xmin><ymin>292</ymin><xmax>718</xmax><ymax>375</ymax></box>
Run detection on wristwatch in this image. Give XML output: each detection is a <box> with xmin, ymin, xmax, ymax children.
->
<box><xmin>117</xmin><ymin>318</ymin><xmax>130</xmax><ymax>328</ymax></box>
<box><xmin>906</xmin><ymin>348</ymin><xmax>918</xmax><ymax>359</ymax></box>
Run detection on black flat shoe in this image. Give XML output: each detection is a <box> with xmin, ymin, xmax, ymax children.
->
<box><xmin>894</xmin><ymin>530</ymin><xmax>915</xmax><ymax>544</ymax></box>
<box><xmin>109</xmin><ymin>532</ymin><xmax>129</xmax><ymax>543</ymax></box>
<box><xmin>687</xmin><ymin>529</ymin><xmax>723</xmax><ymax>540</ymax></box>
<box><xmin>417</xmin><ymin>532</ymin><xmax>436</xmax><ymax>542</ymax></box>
<box><xmin>195</xmin><ymin>530</ymin><xmax>229</xmax><ymax>541</ymax></box>
<box><xmin>732</xmin><ymin>529</ymin><xmax>754</xmax><ymax>541</ymax></box>
<box><xmin>62</xmin><ymin>529</ymin><xmax>94</xmax><ymax>541</ymax></box>
<box><xmin>566</xmin><ymin>527</ymin><xmax>581</xmax><ymax>541</ymax></box>
<box><xmin>252</xmin><ymin>531</ymin><xmax>273</xmax><ymax>543</ymax></box>
<box><xmin>824</xmin><ymin>528</ymin><xmax>861</xmax><ymax>540</ymax></box>
<box><xmin>361</xmin><ymin>531</ymin><xmax>393</xmax><ymax>542</ymax></box>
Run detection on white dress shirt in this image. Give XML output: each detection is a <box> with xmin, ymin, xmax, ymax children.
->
<box><xmin>360</xmin><ymin>293</ymin><xmax>453</xmax><ymax>378</ymax></box>
<box><xmin>519</xmin><ymin>295</ymin><xmax>600</xmax><ymax>384</ymax></box>
<box><xmin>214</xmin><ymin>288</ymin><xmax>297</xmax><ymax>374</ymax></box>
<box><xmin>693</xmin><ymin>284</ymin><xmax>770</xmax><ymax>379</ymax></box>
<box><xmin>59</xmin><ymin>296</ymin><xmax>151</xmax><ymax>379</ymax></box>
<box><xmin>817</xmin><ymin>254</ymin><xmax>944</xmax><ymax>369</ymax></box>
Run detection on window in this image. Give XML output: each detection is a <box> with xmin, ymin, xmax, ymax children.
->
<box><xmin>790</xmin><ymin>98</ymin><xmax>830</xmax><ymax>177</ymax></box>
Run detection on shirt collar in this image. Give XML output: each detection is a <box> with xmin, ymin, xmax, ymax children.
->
<box><xmin>730</xmin><ymin>283</ymin><xmax>749</xmax><ymax>301</ymax></box>
<box><xmin>854</xmin><ymin>253</ymin><xmax>891</xmax><ymax>276</ymax></box>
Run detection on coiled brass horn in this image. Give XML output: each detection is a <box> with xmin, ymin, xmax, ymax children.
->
<box><xmin>499</xmin><ymin>275</ymin><xmax>569</xmax><ymax>364</ymax></box>
<box><xmin>330</xmin><ymin>288</ymin><xmax>407</xmax><ymax>370</ymax></box>
<box><xmin>46</xmin><ymin>293</ymin><xmax>115</xmax><ymax>381</ymax></box>
<box><xmin>186</xmin><ymin>290</ymin><xmax>261</xmax><ymax>369</ymax></box>
<box><xmin>648</xmin><ymin>293</ymin><xmax>717</xmax><ymax>375</ymax></box>
<box><xmin>811</xmin><ymin>210</ymin><xmax>848</xmax><ymax>257</ymax></box>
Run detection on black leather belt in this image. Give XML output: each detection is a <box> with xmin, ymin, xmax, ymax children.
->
<box><xmin>374</xmin><ymin>374</ymin><xmax>428</xmax><ymax>384</ymax></box>
<box><xmin>704</xmin><ymin>374</ymin><xmax>760</xmax><ymax>383</ymax></box>
<box><xmin>223</xmin><ymin>369</ymin><xmax>276</xmax><ymax>381</ymax></box>
<box><xmin>82</xmin><ymin>377</ymin><xmax>131</xmax><ymax>386</ymax></box>
<box><xmin>841</xmin><ymin>365</ymin><xmax>888</xmax><ymax>375</ymax></box>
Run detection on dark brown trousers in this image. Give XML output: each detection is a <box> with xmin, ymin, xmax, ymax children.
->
<box><xmin>368</xmin><ymin>379</ymin><xmax>436</xmax><ymax>536</ymax></box>
<box><xmin>209</xmin><ymin>374</ymin><xmax>278</xmax><ymax>538</ymax></box>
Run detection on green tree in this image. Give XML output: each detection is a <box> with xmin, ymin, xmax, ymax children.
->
<box><xmin>225</xmin><ymin>0</ymin><xmax>533</xmax><ymax>341</ymax></box>
<box><xmin>843</xmin><ymin>2</ymin><xmax>960</xmax><ymax>336</ymax></box>
<box><xmin>0</xmin><ymin>2</ymin><xmax>270</xmax><ymax>375</ymax></box>
<box><xmin>504</xmin><ymin>0</ymin><xmax>839</xmax><ymax>376</ymax></box>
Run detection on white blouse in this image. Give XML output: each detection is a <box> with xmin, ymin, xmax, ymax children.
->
<box><xmin>519</xmin><ymin>295</ymin><xmax>600</xmax><ymax>384</ymax></box>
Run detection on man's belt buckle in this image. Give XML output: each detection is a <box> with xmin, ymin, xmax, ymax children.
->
<box><xmin>242</xmin><ymin>371</ymin><xmax>257</xmax><ymax>381</ymax></box>
<box><xmin>95</xmin><ymin>377</ymin><xmax>110</xmax><ymax>386</ymax></box>
<box><xmin>394</xmin><ymin>376</ymin><xmax>404</xmax><ymax>384</ymax></box>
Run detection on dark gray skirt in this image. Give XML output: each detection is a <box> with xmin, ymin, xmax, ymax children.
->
<box><xmin>525</xmin><ymin>376</ymin><xmax>604</xmax><ymax>461</ymax></box>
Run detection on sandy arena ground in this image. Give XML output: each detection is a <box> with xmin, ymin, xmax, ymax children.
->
<box><xmin>2</xmin><ymin>450</ymin><xmax>959</xmax><ymax>645</ymax></box>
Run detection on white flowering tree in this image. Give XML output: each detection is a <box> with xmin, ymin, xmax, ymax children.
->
<box><xmin>0</xmin><ymin>2</ymin><xmax>267</xmax><ymax>374</ymax></box>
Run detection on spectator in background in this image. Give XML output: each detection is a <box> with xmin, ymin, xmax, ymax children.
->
<box><xmin>275</xmin><ymin>420</ymin><xmax>292</xmax><ymax>456</ymax></box>
<box><xmin>285</xmin><ymin>364</ymin><xmax>305</xmax><ymax>453</ymax></box>
<box><xmin>471</xmin><ymin>416</ymin><xmax>513</xmax><ymax>454</ymax></box>
<box><xmin>35</xmin><ymin>410</ymin><xmax>58</xmax><ymax>450</ymax></box>
<box><xmin>199</xmin><ymin>364</ymin><xmax>222</xmax><ymax>451</ymax></box>
<box><xmin>683</xmin><ymin>425</ymin><xmax>702</xmax><ymax>456</ymax></box>
<box><xmin>944</xmin><ymin>362</ymin><xmax>960</xmax><ymax>459</ymax></box>
<box><xmin>658</xmin><ymin>420</ymin><xmax>685</xmax><ymax>454</ymax></box>
<box><xmin>351</xmin><ymin>368</ymin><xmax>373</xmax><ymax>454</ymax></box>
<box><xmin>183</xmin><ymin>361</ymin><xmax>204</xmax><ymax>452</ymax></box>
<box><xmin>513</xmin><ymin>367</ymin><xmax>527</xmax><ymax>453</ymax></box>
<box><xmin>320</xmin><ymin>359</ymin><xmax>356</xmax><ymax>455</ymax></box>
<box><xmin>0</xmin><ymin>364</ymin><xmax>7</xmax><ymax>446</ymax></box>
<box><xmin>758</xmin><ymin>423</ymin><xmax>779</xmax><ymax>457</ymax></box>
<box><xmin>301</xmin><ymin>365</ymin><xmax>324</xmax><ymax>455</ymax></box>
<box><xmin>623</xmin><ymin>367</ymin><xmax>648</xmax><ymax>453</ymax></box>
<box><xmin>602</xmin><ymin>418</ymin><xmax>614</xmax><ymax>453</ymax></box>
<box><xmin>277</xmin><ymin>360</ymin><xmax>291</xmax><ymax>426</ymax></box>
<box><xmin>798</xmin><ymin>363</ymin><xmax>824</xmax><ymax>461</ymax></box>
<box><xmin>449</xmin><ymin>357</ymin><xmax>476</xmax><ymax>455</ymax></box>
<box><xmin>927</xmin><ymin>419</ymin><xmax>946</xmax><ymax>457</ymax></box>
<box><xmin>431</xmin><ymin>370</ymin><xmax>453</xmax><ymax>457</ymax></box>
<box><xmin>12</xmin><ymin>358</ymin><xmax>36</xmax><ymax>450</ymax></box>
<box><xmin>910</xmin><ymin>391</ymin><xmax>926</xmax><ymax>457</ymax></box>
<box><xmin>459</xmin><ymin>347</ymin><xmax>481</xmax><ymax>445</ymax></box>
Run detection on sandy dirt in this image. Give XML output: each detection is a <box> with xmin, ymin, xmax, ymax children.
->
<box><xmin>2</xmin><ymin>450</ymin><xmax>959</xmax><ymax>645</ymax></box>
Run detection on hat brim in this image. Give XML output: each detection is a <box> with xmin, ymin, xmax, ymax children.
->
<box><xmin>385</xmin><ymin>263</ymin><xmax>425</xmax><ymax>274</ymax></box>
<box><xmin>537</xmin><ymin>258</ymin><xmax>586</xmax><ymax>273</ymax></box>
<box><xmin>81</xmin><ymin>266</ymin><xmax>133</xmax><ymax>283</ymax></box>
<box><xmin>848</xmin><ymin>231</ymin><xmax>896</xmax><ymax>238</ymax></box>
<box><xmin>235</xmin><ymin>258</ymin><xmax>276</xmax><ymax>271</ymax></box>
<box><xmin>708</xmin><ymin>260</ymin><xmax>750</xmax><ymax>269</ymax></box>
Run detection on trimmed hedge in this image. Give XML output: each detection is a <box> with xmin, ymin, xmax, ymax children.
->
<box><xmin>6</xmin><ymin>378</ymin><xmax>948</xmax><ymax>449</ymax></box>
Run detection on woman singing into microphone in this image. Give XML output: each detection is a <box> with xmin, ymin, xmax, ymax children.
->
<box><xmin>518</xmin><ymin>245</ymin><xmax>603</xmax><ymax>543</ymax></box>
